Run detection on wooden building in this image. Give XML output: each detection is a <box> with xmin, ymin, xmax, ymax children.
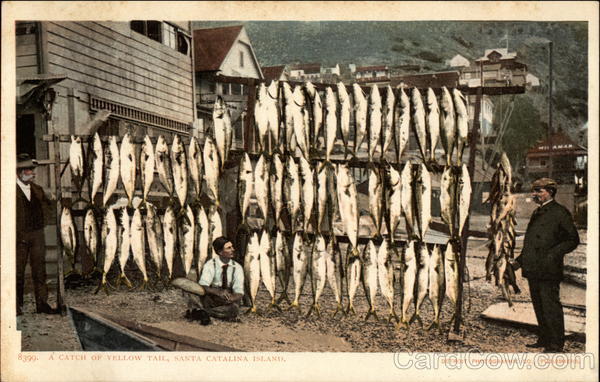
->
<box><xmin>16</xmin><ymin>20</ymin><xmax>196</xmax><ymax>277</ymax></box>
<box><xmin>262</xmin><ymin>65</ymin><xmax>290</xmax><ymax>82</ymax></box>
<box><xmin>354</xmin><ymin>65</ymin><xmax>390</xmax><ymax>85</ymax></box>
<box><xmin>460</xmin><ymin>48</ymin><xmax>528</xmax><ymax>88</ymax></box>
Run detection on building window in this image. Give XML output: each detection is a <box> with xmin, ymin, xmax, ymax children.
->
<box><xmin>131</xmin><ymin>21</ymin><xmax>190</xmax><ymax>55</ymax></box>
<box><xmin>239</xmin><ymin>51</ymin><xmax>244</xmax><ymax>68</ymax></box>
<box><xmin>131</xmin><ymin>20</ymin><xmax>163</xmax><ymax>43</ymax></box>
<box><xmin>231</xmin><ymin>83</ymin><xmax>242</xmax><ymax>95</ymax></box>
<box><xmin>540</xmin><ymin>160</ymin><xmax>546</xmax><ymax>166</ymax></box>
<box><xmin>162</xmin><ymin>23</ymin><xmax>176</xmax><ymax>49</ymax></box>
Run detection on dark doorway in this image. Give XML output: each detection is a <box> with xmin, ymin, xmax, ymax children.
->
<box><xmin>17</xmin><ymin>114</ymin><xmax>36</xmax><ymax>157</ymax></box>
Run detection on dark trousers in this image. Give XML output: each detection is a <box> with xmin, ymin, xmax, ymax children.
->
<box><xmin>16</xmin><ymin>229</ymin><xmax>49</xmax><ymax>311</ymax></box>
<box><xmin>528</xmin><ymin>278</ymin><xmax>564</xmax><ymax>349</ymax></box>
<box><xmin>186</xmin><ymin>292</ymin><xmax>239</xmax><ymax>320</ymax></box>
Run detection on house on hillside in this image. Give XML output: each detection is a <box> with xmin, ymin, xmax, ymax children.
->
<box><xmin>193</xmin><ymin>25</ymin><xmax>263</xmax><ymax>140</ymax></box>
<box><xmin>526</xmin><ymin>73</ymin><xmax>540</xmax><ymax>88</ymax></box>
<box><xmin>460</xmin><ymin>48</ymin><xmax>527</xmax><ymax>87</ymax></box>
<box><xmin>354</xmin><ymin>65</ymin><xmax>390</xmax><ymax>84</ymax></box>
<box><xmin>16</xmin><ymin>20</ymin><xmax>196</xmax><ymax>276</ymax></box>
<box><xmin>525</xmin><ymin>131</ymin><xmax>587</xmax><ymax>185</ymax></box>
<box><xmin>262</xmin><ymin>65</ymin><xmax>289</xmax><ymax>82</ymax></box>
<box><xmin>446</xmin><ymin>54</ymin><xmax>470</xmax><ymax>68</ymax></box>
<box><xmin>390</xmin><ymin>71</ymin><xmax>460</xmax><ymax>89</ymax></box>
<box><xmin>289</xmin><ymin>63</ymin><xmax>322</xmax><ymax>81</ymax></box>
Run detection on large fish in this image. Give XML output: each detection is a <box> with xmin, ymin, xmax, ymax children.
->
<box><xmin>353</xmin><ymin>83</ymin><xmax>368</xmax><ymax>154</ymax></box>
<box><xmin>440</xmin><ymin>166</ymin><xmax>457</xmax><ymax>238</ymax></box>
<box><xmin>144</xmin><ymin>203</ymin><xmax>164</xmax><ymax>279</ymax></box>
<box><xmin>102</xmin><ymin>135</ymin><xmax>121</xmax><ymax>206</ymax></box>
<box><xmin>400</xmin><ymin>162</ymin><xmax>414</xmax><ymax>239</ymax></box>
<box><xmin>411</xmin><ymin>87</ymin><xmax>427</xmax><ymax>162</ymax></box>
<box><xmin>96</xmin><ymin>208</ymin><xmax>118</xmax><ymax>294</ymax></box>
<box><xmin>162</xmin><ymin>206</ymin><xmax>177</xmax><ymax>279</ymax></box>
<box><xmin>270</xmin><ymin>153</ymin><xmax>285</xmax><ymax>228</ymax></box>
<box><xmin>244</xmin><ymin>232</ymin><xmax>261</xmax><ymax>313</ymax></box>
<box><xmin>346</xmin><ymin>250</ymin><xmax>362</xmax><ymax>316</ymax></box>
<box><xmin>266</xmin><ymin>80</ymin><xmax>280</xmax><ymax>152</ymax></box>
<box><xmin>290</xmin><ymin>232</ymin><xmax>308</xmax><ymax>312</ymax></box>
<box><xmin>254</xmin><ymin>154</ymin><xmax>270</xmax><ymax>224</ymax></box>
<box><xmin>117</xmin><ymin>208</ymin><xmax>133</xmax><ymax>288</ymax></box>
<box><xmin>444</xmin><ymin>241</ymin><xmax>460</xmax><ymax>322</ymax></box>
<box><xmin>203</xmin><ymin>136</ymin><xmax>220</xmax><ymax>207</ymax></box>
<box><xmin>316</xmin><ymin>165</ymin><xmax>329</xmax><ymax>233</ymax></box>
<box><xmin>457</xmin><ymin>164</ymin><xmax>472</xmax><ymax>236</ymax></box>
<box><xmin>367</xmin><ymin>84</ymin><xmax>382</xmax><ymax>162</ymax></box>
<box><xmin>295</xmin><ymin>85</ymin><xmax>311</xmax><ymax>159</ymax></box>
<box><xmin>337</xmin><ymin>82</ymin><xmax>352</xmax><ymax>156</ymax></box>
<box><xmin>368</xmin><ymin>166</ymin><xmax>383</xmax><ymax>236</ymax></box>
<box><xmin>237</xmin><ymin>153</ymin><xmax>254</xmax><ymax>226</ymax></box>
<box><xmin>325</xmin><ymin>235</ymin><xmax>343</xmax><ymax>317</ymax></box>
<box><xmin>499</xmin><ymin>151</ymin><xmax>512</xmax><ymax>188</ymax></box>
<box><xmin>414</xmin><ymin>163</ymin><xmax>432</xmax><ymax>241</ymax></box>
<box><xmin>187</xmin><ymin>136</ymin><xmax>203</xmax><ymax>202</ymax></box>
<box><xmin>254</xmin><ymin>84</ymin><xmax>270</xmax><ymax>153</ymax></box>
<box><xmin>209</xmin><ymin>208</ymin><xmax>223</xmax><ymax>258</ymax></box>
<box><xmin>388</xmin><ymin>165</ymin><xmax>402</xmax><ymax>242</ymax></box>
<box><xmin>306</xmin><ymin>82</ymin><xmax>323</xmax><ymax>146</ymax></box>
<box><xmin>362</xmin><ymin>240</ymin><xmax>379</xmax><ymax>321</ymax></box>
<box><xmin>453</xmin><ymin>88</ymin><xmax>469</xmax><ymax>165</ymax></box>
<box><xmin>69</xmin><ymin>135</ymin><xmax>84</xmax><ymax>192</ymax></box>
<box><xmin>307</xmin><ymin>234</ymin><xmax>328</xmax><ymax>317</ymax></box>
<box><xmin>324</xmin><ymin>87</ymin><xmax>338</xmax><ymax>163</ymax></box>
<box><xmin>427</xmin><ymin>244</ymin><xmax>445</xmax><ymax>330</ymax></box>
<box><xmin>119</xmin><ymin>133</ymin><xmax>136</xmax><ymax>207</ymax></box>
<box><xmin>258</xmin><ymin>230</ymin><xmax>277</xmax><ymax>309</ymax></box>
<box><xmin>155</xmin><ymin>135</ymin><xmax>173</xmax><ymax>196</ymax></box>
<box><xmin>412</xmin><ymin>243</ymin><xmax>430</xmax><ymax>327</ymax></box>
<box><xmin>377</xmin><ymin>240</ymin><xmax>398</xmax><ymax>323</ymax></box>
<box><xmin>179</xmin><ymin>205</ymin><xmax>195</xmax><ymax>276</ymax></box>
<box><xmin>400</xmin><ymin>241</ymin><xmax>417</xmax><ymax>328</ymax></box>
<box><xmin>395</xmin><ymin>87</ymin><xmax>410</xmax><ymax>161</ymax></box>
<box><xmin>195</xmin><ymin>206</ymin><xmax>210</xmax><ymax>276</ymax></box>
<box><xmin>439</xmin><ymin>87</ymin><xmax>456</xmax><ymax>166</ymax></box>
<box><xmin>171</xmin><ymin>134</ymin><xmax>188</xmax><ymax>208</ymax></box>
<box><xmin>284</xmin><ymin>156</ymin><xmax>301</xmax><ymax>232</ymax></box>
<box><xmin>140</xmin><ymin>135</ymin><xmax>155</xmax><ymax>203</ymax></box>
<box><xmin>426</xmin><ymin>88</ymin><xmax>440</xmax><ymax>162</ymax></box>
<box><xmin>131</xmin><ymin>208</ymin><xmax>148</xmax><ymax>288</ymax></box>
<box><xmin>83</xmin><ymin>209</ymin><xmax>99</xmax><ymax>269</ymax></box>
<box><xmin>282</xmin><ymin>82</ymin><xmax>296</xmax><ymax>154</ymax></box>
<box><xmin>90</xmin><ymin>132</ymin><xmax>103</xmax><ymax>202</ymax></box>
<box><xmin>274</xmin><ymin>230</ymin><xmax>292</xmax><ymax>306</ymax></box>
<box><xmin>336</xmin><ymin>164</ymin><xmax>359</xmax><ymax>250</ymax></box>
<box><xmin>213</xmin><ymin>96</ymin><xmax>232</xmax><ymax>167</ymax></box>
<box><xmin>382</xmin><ymin>85</ymin><xmax>395</xmax><ymax>158</ymax></box>
<box><xmin>60</xmin><ymin>207</ymin><xmax>77</xmax><ymax>273</ymax></box>
<box><xmin>299</xmin><ymin>156</ymin><xmax>315</xmax><ymax>232</ymax></box>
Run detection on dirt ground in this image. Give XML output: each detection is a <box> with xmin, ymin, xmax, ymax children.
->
<box><xmin>16</xmin><ymin>230</ymin><xmax>587</xmax><ymax>353</ymax></box>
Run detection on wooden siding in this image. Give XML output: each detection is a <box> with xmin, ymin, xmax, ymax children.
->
<box><xmin>44</xmin><ymin>21</ymin><xmax>194</xmax><ymax>123</ymax></box>
<box><xmin>16</xmin><ymin>33</ymin><xmax>39</xmax><ymax>75</ymax></box>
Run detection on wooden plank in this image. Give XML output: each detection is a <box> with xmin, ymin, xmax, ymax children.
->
<box><xmin>16</xmin><ymin>54</ymin><xmax>38</xmax><ymax>67</ymax></box>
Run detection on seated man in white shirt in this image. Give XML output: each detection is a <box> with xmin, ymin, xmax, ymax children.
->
<box><xmin>186</xmin><ymin>237</ymin><xmax>244</xmax><ymax>323</ymax></box>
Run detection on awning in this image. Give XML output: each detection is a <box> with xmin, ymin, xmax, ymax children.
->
<box><xmin>17</xmin><ymin>73</ymin><xmax>67</xmax><ymax>110</ymax></box>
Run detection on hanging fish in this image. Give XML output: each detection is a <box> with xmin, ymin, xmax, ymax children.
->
<box><xmin>444</xmin><ymin>241</ymin><xmax>460</xmax><ymax>323</ymax></box>
<box><xmin>458</xmin><ymin>164</ymin><xmax>472</xmax><ymax>236</ymax></box>
<box><xmin>254</xmin><ymin>154</ymin><xmax>270</xmax><ymax>224</ymax></box>
<box><xmin>337</xmin><ymin>82</ymin><xmax>352</xmax><ymax>157</ymax></box>
<box><xmin>336</xmin><ymin>164</ymin><xmax>359</xmax><ymax>251</ymax></box>
<box><xmin>69</xmin><ymin>135</ymin><xmax>84</xmax><ymax>193</ymax></box>
<box><xmin>83</xmin><ymin>209</ymin><xmax>99</xmax><ymax>269</ymax></box>
<box><xmin>171</xmin><ymin>134</ymin><xmax>188</xmax><ymax>208</ymax></box>
<box><xmin>292</xmin><ymin>85</ymin><xmax>310</xmax><ymax>159</ymax></box>
<box><xmin>412</xmin><ymin>243</ymin><xmax>430</xmax><ymax>327</ymax></box>
<box><xmin>439</xmin><ymin>87</ymin><xmax>456</xmax><ymax>166</ymax></box>
<box><xmin>290</xmin><ymin>232</ymin><xmax>308</xmax><ymax>312</ymax></box>
<box><xmin>119</xmin><ymin>133</ymin><xmax>136</xmax><ymax>207</ymax></box>
<box><xmin>117</xmin><ymin>208</ymin><xmax>133</xmax><ymax>288</ymax></box>
<box><xmin>427</xmin><ymin>244</ymin><xmax>445</xmax><ymax>330</ymax></box>
<box><xmin>325</xmin><ymin>235</ymin><xmax>344</xmax><ymax>317</ymax></box>
<box><xmin>316</xmin><ymin>164</ymin><xmax>329</xmax><ymax>233</ymax></box>
<box><xmin>237</xmin><ymin>153</ymin><xmax>254</xmax><ymax>227</ymax></box>
<box><xmin>414</xmin><ymin>163</ymin><xmax>432</xmax><ymax>241</ymax></box>
<box><xmin>324</xmin><ymin>87</ymin><xmax>338</xmax><ymax>163</ymax></box>
<box><xmin>131</xmin><ymin>208</ymin><xmax>149</xmax><ymax>289</ymax></box>
<box><xmin>254</xmin><ymin>83</ymin><xmax>270</xmax><ymax>154</ymax></box>
<box><xmin>399</xmin><ymin>241</ymin><xmax>417</xmax><ymax>328</ymax></box>
<box><xmin>274</xmin><ymin>230</ymin><xmax>292</xmax><ymax>306</ymax></box>
<box><xmin>258</xmin><ymin>230</ymin><xmax>277</xmax><ymax>310</ymax></box>
<box><xmin>368</xmin><ymin>166</ymin><xmax>383</xmax><ymax>236</ymax></box>
<box><xmin>155</xmin><ymin>135</ymin><xmax>173</xmax><ymax>197</ymax></box>
<box><xmin>103</xmin><ymin>136</ymin><xmax>120</xmax><ymax>206</ymax></box>
<box><xmin>163</xmin><ymin>205</ymin><xmax>177</xmax><ymax>279</ymax></box>
<box><xmin>266</xmin><ymin>80</ymin><xmax>280</xmax><ymax>153</ymax></box>
<box><xmin>282</xmin><ymin>82</ymin><xmax>296</xmax><ymax>154</ymax></box>
<box><xmin>244</xmin><ymin>232</ymin><xmax>261</xmax><ymax>314</ymax></box>
<box><xmin>381</xmin><ymin>85</ymin><xmax>395</xmax><ymax>159</ymax></box>
<box><xmin>140</xmin><ymin>134</ymin><xmax>155</xmax><ymax>204</ymax></box>
<box><xmin>90</xmin><ymin>132</ymin><xmax>103</xmax><ymax>202</ymax></box>
<box><xmin>179</xmin><ymin>205</ymin><xmax>195</xmax><ymax>277</ymax></box>
<box><xmin>209</xmin><ymin>207</ymin><xmax>223</xmax><ymax>258</ymax></box>
<box><xmin>195</xmin><ymin>206</ymin><xmax>210</xmax><ymax>276</ymax></box>
<box><xmin>299</xmin><ymin>156</ymin><xmax>314</xmax><ymax>232</ymax></box>
<box><xmin>426</xmin><ymin>88</ymin><xmax>440</xmax><ymax>163</ymax></box>
<box><xmin>284</xmin><ymin>156</ymin><xmax>301</xmax><ymax>232</ymax></box>
<box><xmin>362</xmin><ymin>240</ymin><xmax>379</xmax><ymax>321</ymax></box>
<box><xmin>367</xmin><ymin>84</ymin><xmax>382</xmax><ymax>162</ymax></box>
<box><xmin>307</xmin><ymin>234</ymin><xmax>328</xmax><ymax>318</ymax></box>
<box><xmin>213</xmin><ymin>95</ymin><xmax>232</xmax><ymax>167</ymax></box>
<box><xmin>203</xmin><ymin>135</ymin><xmax>220</xmax><ymax>207</ymax></box>
<box><xmin>353</xmin><ymin>83</ymin><xmax>368</xmax><ymax>154</ymax></box>
<box><xmin>144</xmin><ymin>203</ymin><xmax>164</xmax><ymax>280</ymax></box>
<box><xmin>400</xmin><ymin>161</ymin><xmax>414</xmax><ymax>239</ymax></box>
<box><xmin>346</xmin><ymin>248</ymin><xmax>362</xmax><ymax>316</ymax></box>
<box><xmin>395</xmin><ymin>87</ymin><xmax>410</xmax><ymax>161</ymax></box>
<box><xmin>440</xmin><ymin>166</ymin><xmax>457</xmax><ymax>238</ymax></box>
<box><xmin>188</xmin><ymin>136</ymin><xmax>203</xmax><ymax>203</ymax></box>
<box><xmin>388</xmin><ymin>165</ymin><xmax>402</xmax><ymax>242</ymax></box>
<box><xmin>95</xmin><ymin>207</ymin><xmax>118</xmax><ymax>295</ymax></box>
<box><xmin>270</xmin><ymin>153</ymin><xmax>285</xmax><ymax>228</ymax></box>
<box><xmin>60</xmin><ymin>206</ymin><xmax>77</xmax><ymax>273</ymax></box>
<box><xmin>453</xmin><ymin>88</ymin><xmax>469</xmax><ymax>165</ymax></box>
<box><xmin>306</xmin><ymin>82</ymin><xmax>323</xmax><ymax>147</ymax></box>
<box><xmin>411</xmin><ymin>88</ymin><xmax>427</xmax><ymax>162</ymax></box>
<box><xmin>377</xmin><ymin>240</ymin><xmax>398</xmax><ymax>323</ymax></box>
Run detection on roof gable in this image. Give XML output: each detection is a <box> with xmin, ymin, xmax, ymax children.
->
<box><xmin>193</xmin><ymin>25</ymin><xmax>243</xmax><ymax>72</ymax></box>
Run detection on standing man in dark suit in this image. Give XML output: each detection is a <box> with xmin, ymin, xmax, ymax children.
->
<box><xmin>16</xmin><ymin>153</ymin><xmax>59</xmax><ymax>315</ymax></box>
<box><xmin>513</xmin><ymin>178</ymin><xmax>579</xmax><ymax>353</ymax></box>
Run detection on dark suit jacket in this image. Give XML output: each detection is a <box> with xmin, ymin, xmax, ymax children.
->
<box><xmin>16</xmin><ymin>182</ymin><xmax>53</xmax><ymax>236</ymax></box>
<box><xmin>516</xmin><ymin>200</ymin><xmax>579</xmax><ymax>280</ymax></box>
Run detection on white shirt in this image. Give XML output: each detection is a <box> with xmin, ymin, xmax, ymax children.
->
<box><xmin>199</xmin><ymin>256</ymin><xmax>244</xmax><ymax>295</ymax></box>
<box><xmin>17</xmin><ymin>177</ymin><xmax>31</xmax><ymax>201</ymax></box>
<box><xmin>541</xmin><ymin>198</ymin><xmax>554</xmax><ymax>207</ymax></box>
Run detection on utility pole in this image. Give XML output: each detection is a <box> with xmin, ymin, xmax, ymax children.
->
<box><xmin>548</xmin><ymin>41</ymin><xmax>554</xmax><ymax>179</ymax></box>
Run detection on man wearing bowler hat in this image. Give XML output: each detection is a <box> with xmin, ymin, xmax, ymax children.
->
<box><xmin>513</xmin><ymin>178</ymin><xmax>579</xmax><ymax>353</ymax></box>
<box><xmin>16</xmin><ymin>153</ymin><xmax>59</xmax><ymax>315</ymax></box>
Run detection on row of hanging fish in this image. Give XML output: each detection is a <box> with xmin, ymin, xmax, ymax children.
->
<box><xmin>252</xmin><ymin>81</ymin><xmax>469</xmax><ymax>166</ymax></box>
<box><xmin>68</xmin><ymin>96</ymin><xmax>232</xmax><ymax>209</ymax></box>
<box><xmin>61</xmin><ymin>201</ymin><xmax>224</xmax><ymax>294</ymax></box>
<box><xmin>484</xmin><ymin>152</ymin><xmax>520</xmax><ymax>306</ymax></box>
<box><xmin>242</xmin><ymin>227</ymin><xmax>461</xmax><ymax>328</ymax></box>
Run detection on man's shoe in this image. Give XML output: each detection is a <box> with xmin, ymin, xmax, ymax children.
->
<box><xmin>525</xmin><ymin>341</ymin><xmax>546</xmax><ymax>348</ymax></box>
<box><xmin>543</xmin><ymin>346</ymin><xmax>564</xmax><ymax>353</ymax></box>
<box><xmin>36</xmin><ymin>303</ymin><xmax>59</xmax><ymax>314</ymax></box>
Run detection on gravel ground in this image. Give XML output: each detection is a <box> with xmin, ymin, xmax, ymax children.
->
<box><xmin>17</xmin><ymin>234</ymin><xmax>587</xmax><ymax>353</ymax></box>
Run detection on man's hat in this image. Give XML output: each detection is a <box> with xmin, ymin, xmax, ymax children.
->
<box><xmin>17</xmin><ymin>153</ymin><xmax>38</xmax><ymax>169</ymax></box>
<box><xmin>531</xmin><ymin>177</ymin><xmax>557</xmax><ymax>190</ymax></box>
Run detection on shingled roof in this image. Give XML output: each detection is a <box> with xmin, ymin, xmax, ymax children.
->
<box><xmin>193</xmin><ymin>25</ymin><xmax>243</xmax><ymax>72</ymax></box>
<box><xmin>262</xmin><ymin>65</ymin><xmax>287</xmax><ymax>81</ymax></box>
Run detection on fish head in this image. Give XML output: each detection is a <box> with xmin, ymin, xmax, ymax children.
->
<box><xmin>337</xmin><ymin>82</ymin><xmax>349</xmax><ymax>100</ymax></box>
<box><xmin>292</xmin><ymin>85</ymin><xmax>305</xmax><ymax>105</ymax></box>
<box><xmin>305</xmin><ymin>82</ymin><xmax>316</xmax><ymax>97</ymax></box>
